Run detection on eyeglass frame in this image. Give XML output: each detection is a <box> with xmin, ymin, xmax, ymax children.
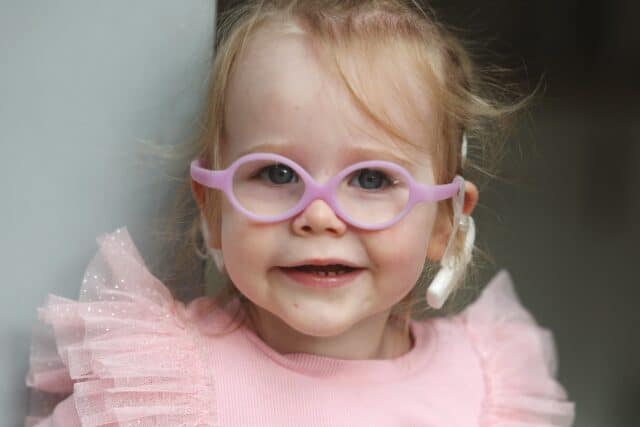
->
<box><xmin>190</xmin><ymin>152</ymin><xmax>464</xmax><ymax>231</ymax></box>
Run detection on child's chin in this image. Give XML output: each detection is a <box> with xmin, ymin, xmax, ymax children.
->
<box><xmin>278</xmin><ymin>306</ymin><xmax>364</xmax><ymax>338</ymax></box>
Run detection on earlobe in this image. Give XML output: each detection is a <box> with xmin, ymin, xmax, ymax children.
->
<box><xmin>191</xmin><ymin>179</ymin><xmax>205</xmax><ymax>210</ymax></box>
<box><xmin>462</xmin><ymin>181</ymin><xmax>479</xmax><ymax>217</ymax></box>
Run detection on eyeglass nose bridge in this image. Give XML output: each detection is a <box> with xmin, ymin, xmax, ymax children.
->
<box><xmin>286</xmin><ymin>175</ymin><xmax>345</xmax><ymax>222</ymax></box>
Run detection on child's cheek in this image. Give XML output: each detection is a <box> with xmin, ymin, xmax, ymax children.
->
<box><xmin>219</xmin><ymin>217</ymin><xmax>275</xmax><ymax>303</ymax></box>
<box><xmin>365</xmin><ymin>206</ymin><xmax>435</xmax><ymax>288</ymax></box>
<box><xmin>370</xmin><ymin>228</ymin><xmax>427</xmax><ymax>271</ymax></box>
<box><xmin>221</xmin><ymin>211</ymin><xmax>264</xmax><ymax>262</ymax></box>
<box><xmin>372</xmin><ymin>206</ymin><xmax>434</xmax><ymax>262</ymax></box>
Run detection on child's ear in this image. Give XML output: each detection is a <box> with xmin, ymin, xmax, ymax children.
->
<box><xmin>461</xmin><ymin>181</ymin><xmax>479</xmax><ymax>217</ymax></box>
<box><xmin>191</xmin><ymin>180</ymin><xmax>223</xmax><ymax>249</ymax></box>
<box><xmin>191</xmin><ymin>179</ymin><xmax>205</xmax><ymax>210</ymax></box>
<box><xmin>426</xmin><ymin>181</ymin><xmax>479</xmax><ymax>261</ymax></box>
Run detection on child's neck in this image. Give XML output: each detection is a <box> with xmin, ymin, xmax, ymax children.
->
<box><xmin>244</xmin><ymin>303</ymin><xmax>414</xmax><ymax>360</ymax></box>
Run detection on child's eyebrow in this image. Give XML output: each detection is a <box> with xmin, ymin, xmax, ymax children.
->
<box><xmin>237</xmin><ymin>142</ymin><xmax>418</xmax><ymax>171</ymax></box>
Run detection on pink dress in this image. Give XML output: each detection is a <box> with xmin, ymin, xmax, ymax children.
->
<box><xmin>25</xmin><ymin>227</ymin><xmax>575</xmax><ymax>426</ymax></box>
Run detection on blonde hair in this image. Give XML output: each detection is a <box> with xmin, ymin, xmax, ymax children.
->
<box><xmin>144</xmin><ymin>0</ymin><xmax>534</xmax><ymax>341</ymax></box>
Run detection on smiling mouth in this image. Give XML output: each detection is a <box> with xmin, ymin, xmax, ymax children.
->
<box><xmin>280</xmin><ymin>264</ymin><xmax>360</xmax><ymax>276</ymax></box>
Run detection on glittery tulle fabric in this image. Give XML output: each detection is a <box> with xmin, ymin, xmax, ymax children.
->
<box><xmin>25</xmin><ymin>227</ymin><xmax>215</xmax><ymax>427</ymax></box>
<box><xmin>460</xmin><ymin>270</ymin><xmax>576</xmax><ymax>426</ymax></box>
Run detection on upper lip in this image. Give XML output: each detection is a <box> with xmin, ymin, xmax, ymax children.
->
<box><xmin>281</xmin><ymin>259</ymin><xmax>364</xmax><ymax>269</ymax></box>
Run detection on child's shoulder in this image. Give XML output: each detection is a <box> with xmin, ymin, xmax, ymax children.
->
<box><xmin>430</xmin><ymin>269</ymin><xmax>576</xmax><ymax>426</ymax></box>
<box><xmin>25</xmin><ymin>227</ymin><xmax>216</xmax><ymax>426</ymax></box>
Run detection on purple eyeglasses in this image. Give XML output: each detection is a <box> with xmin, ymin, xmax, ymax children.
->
<box><xmin>190</xmin><ymin>152</ymin><xmax>463</xmax><ymax>231</ymax></box>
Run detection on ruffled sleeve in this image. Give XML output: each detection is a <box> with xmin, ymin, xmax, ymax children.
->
<box><xmin>460</xmin><ymin>270</ymin><xmax>576</xmax><ymax>427</ymax></box>
<box><xmin>25</xmin><ymin>227</ymin><xmax>215</xmax><ymax>427</ymax></box>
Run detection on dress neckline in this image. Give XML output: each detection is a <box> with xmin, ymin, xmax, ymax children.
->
<box><xmin>237</xmin><ymin>310</ymin><xmax>436</xmax><ymax>383</ymax></box>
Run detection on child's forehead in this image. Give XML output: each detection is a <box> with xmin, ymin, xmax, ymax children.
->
<box><xmin>225</xmin><ymin>27</ymin><xmax>327</xmax><ymax>126</ymax></box>
<box><xmin>223</xmin><ymin>25</ymin><xmax>437</xmax><ymax>170</ymax></box>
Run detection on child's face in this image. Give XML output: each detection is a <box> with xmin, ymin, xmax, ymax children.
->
<box><xmin>217</xmin><ymin>27</ymin><xmax>444</xmax><ymax>338</ymax></box>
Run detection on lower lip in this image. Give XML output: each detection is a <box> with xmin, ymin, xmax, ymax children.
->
<box><xmin>278</xmin><ymin>267</ymin><xmax>365</xmax><ymax>288</ymax></box>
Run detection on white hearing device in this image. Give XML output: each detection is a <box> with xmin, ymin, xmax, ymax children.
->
<box><xmin>426</xmin><ymin>215</ymin><xmax>475</xmax><ymax>309</ymax></box>
<box><xmin>426</xmin><ymin>151</ymin><xmax>475</xmax><ymax>309</ymax></box>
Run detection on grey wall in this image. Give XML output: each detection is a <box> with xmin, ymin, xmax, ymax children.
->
<box><xmin>0</xmin><ymin>1</ymin><xmax>215</xmax><ymax>425</ymax></box>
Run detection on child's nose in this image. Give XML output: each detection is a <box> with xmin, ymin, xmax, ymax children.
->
<box><xmin>291</xmin><ymin>199</ymin><xmax>347</xmax><ymax>236</ymax></box>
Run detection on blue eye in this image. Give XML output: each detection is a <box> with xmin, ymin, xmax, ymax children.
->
<box><xmin>258</xmin><ymin>164</ymin><xmax>299</xmax><ymax>184</ymax></box>
<box><xmin>349</xmin><ymin>169</ymin><xmax>395</xmax><ymax>190</ymax></box>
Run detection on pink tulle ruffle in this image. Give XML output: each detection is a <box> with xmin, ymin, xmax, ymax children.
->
<box><xmin>25</xmin><ymin>227</ymin><xmax>215</xmax><ymax>427</ymax></box>
<box><xmin>461</xmin><ymin>270</ymin><xmax>576</xmax><ymax>426</ymax></box>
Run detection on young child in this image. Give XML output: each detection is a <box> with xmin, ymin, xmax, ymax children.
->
<box><xmin>24</xmin><ymin>1</ymin><xmax>576</xmax><ymax>425</ymax></box>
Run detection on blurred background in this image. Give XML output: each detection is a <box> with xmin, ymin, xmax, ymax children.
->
<box><xmin>425</xmin><ymin>2</ymin><xmax>640</xmax><ymax>426</ymax></box>
<box><xmin>2</xmin><ymin>0</ymin><xmax>638</xmax><ymax>426</ymax></box>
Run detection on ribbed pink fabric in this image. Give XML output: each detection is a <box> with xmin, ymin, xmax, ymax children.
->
<box><xmin>25</xmin><ymin>227</ymin><xmax>575</xmax><ymax>426</ymax></box>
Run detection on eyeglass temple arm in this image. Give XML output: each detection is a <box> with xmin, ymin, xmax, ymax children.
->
<box><xmin>190</xmin><ymin>159</ymin><xmax>226</xmax><ymax>190</ymax></box>
<box><xmin>413</xmin><ymin>175</ymin><xmax>464</xmax><ymax>203</ymax></box>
